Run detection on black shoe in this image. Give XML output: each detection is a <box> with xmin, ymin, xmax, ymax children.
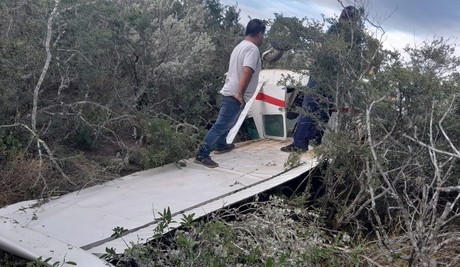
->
<box><xmin>194</xmin><ymin>156</ymin><xmax>219</xmax><ymax>168</ymax></box>
<box><xmin>280</xmin><ymin>144</ymin><xmax>308</xmax><ymax>153</ymax></box>
<box><xmin>214</xmin><ymin>144</ymin><xmax>235</xmax><ymax>154</ymax></box>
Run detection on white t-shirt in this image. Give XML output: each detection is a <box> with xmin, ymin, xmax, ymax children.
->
<box><xmin>219</xmin><ymin>40</ymin><xmax>261</xmax><ymax>101</ymax></box>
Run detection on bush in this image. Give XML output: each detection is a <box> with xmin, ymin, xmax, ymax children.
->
<box><xmin>141</xmin><ymin>119</ymin><xmax>199</xmax><ymax>168</ymax></box>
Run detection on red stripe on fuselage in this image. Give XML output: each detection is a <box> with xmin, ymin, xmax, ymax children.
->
<box><xmin>255</xmin><ymin>93</ymin><xmax>285</xmax><ymax>107</ymax></box>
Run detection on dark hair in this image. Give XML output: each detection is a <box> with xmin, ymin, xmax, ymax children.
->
<box><xmin>245</xmin><ymin>19</ymin><xmax>266</xmax><ymax>37</ymax></box>
<box><xmin>340</xmin><ymin>6</ymin><xmax>360</xmax><ymax>21</ymax></box>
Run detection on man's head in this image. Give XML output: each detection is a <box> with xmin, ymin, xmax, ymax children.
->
<box><xmin>339</xmin><ymin>6</ymin><xmax>361</xmax><ymax>21</ymax></box>
<box><xmin>245</xmin><ymin>19</ymin><xmax>266</xmax><ymax>47</ymax></box>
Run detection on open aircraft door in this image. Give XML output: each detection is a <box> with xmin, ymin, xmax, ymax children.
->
<box><xmin>247</xmin><ymin>69</ymin><xmax>309</xmax><ymax>140</ymax></box>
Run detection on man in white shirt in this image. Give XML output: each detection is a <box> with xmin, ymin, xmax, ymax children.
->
<box><xmin>195</xmin><ymin>19</ymin><xmax>266</xmax><ymax>168</ymax></box>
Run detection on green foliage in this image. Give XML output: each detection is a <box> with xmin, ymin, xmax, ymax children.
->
<box><xmin>71</xmin><ymin>124</ymin><xmax>95</xmax><ymax>150</ymax></box>
<box><xmin>269</xmin><ymin>15</ymin><xmax>460</xmax><ymax>267</ymax></box>
<box><xmin>1</xmin><ymin>1</ymin><xmax>457</xmax><ymax>266</ymax></box>
<box><xmin>180</xmin><ymin>212</ymin><xmax>196</xmax><ymax>228</ymax></box>
<box><xmin>265</xmin><ymin>15</ymin><xmax>324</xmax><ymax>70</ymax></box>
<box><xmin>111</xmin><ymin>226</ymin><xmax>129</xmax><ymax>238</ymax></box>
<box><xmin>204</xmin><ymin>0</ymin><xmax>243</xmax><ymax>60</ymax></box>
<box><xmin>0</xmin><ymin>1</ymin><xmax>48</xmax><ymax>125</ymax></box>
<box><xmin>141</xmin><ymin>119</ymin><xmax>198</xmax><ymax>168</ymax></box>
<box><xmin>0</xmin><ymin>0</ymin><xmax>244</xmax><ymax>216</ymax></box>
<box><xmin>100</xmin><ymin>247</ymin><xmax>118</xmax><ymax>263</ymax></box>
<box><xmin>268</xmin><ymin>14</ymin><xmax>321</xmax><ymax>51</ymax></box>
<box><xmin>0</xmin><ymin>131</ymin><xmax>22</xmax><ymax>160</ymax></box>
<box><xmin>103</xmin><ymin>196</ymin><xmax>368</xmax><ymax>267</ymax></box>
<box><xmin>0</xmin><ymin>1</ymin><xmax>244</xmax><ymax>236</ymax></box>
<box><xmin>1</xmin><ymin>0</ymin><xmax>224</xmax><ymax>156</ymax></box>
<box><xmin>284</xmin><ymin>151</ymin><xmax>302</xmax><ymax>170</ymax></box>
<box><xmin>26</xmin><ymin>256</ymin><xmax>76</xmax><ymax>267</ymax></box>
<box><xmin>297</xmin><ymin>12</ymin><xmax>460</xmax><ymax>264</ymax></box>
<box><xmin>153</xmin><ymin>207</ymin><xmax>175</xmax><ymax>238</ymax></box>
<box><xmin>0</xmin><ymin>249</ymin><xmax>28</xmax><ymax>267</ymax></box>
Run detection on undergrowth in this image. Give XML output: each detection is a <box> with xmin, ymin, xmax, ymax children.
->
<box><xmin>102</xmin><ymin>196</ymin><xmax>370</xmax><ymax>267</ymax></box>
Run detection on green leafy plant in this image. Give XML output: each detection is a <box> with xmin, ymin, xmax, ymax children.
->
<box><xmin>154</xmin><ymin>207</ymin><xmax>175</xmax><ymax>237</ymax></box>
<box><xmin>26</xmin><ymin>256</ymin><xmax>76</xmax><ymax>267</ymax></box>
<box><xmin>141</xmin><ymin>119</ymin><xmax>198</xmax><ymax>168</ymax></box>
<box><xmin>180</xmin><ymin>213</ymin><xmax>196</xmax><ymax>228</ymax></box>
<box><xmin>284</xmin><ymin>151</ymin><xmax>302</xmax><ymax>170</ymax></box>
<box><xmin>111</xmin><ymin>226</ymin><xmax>129</xmax><ymax>238</ymax></box>
<box><xmin>0</xmin><ymin>131</ymin><xmax>22</xmax><ymax>160</ymax></box>
<box><xmin>106</xmin><ymin>196</ymin><xmax>370</xmax><ymax>266</ymax></box>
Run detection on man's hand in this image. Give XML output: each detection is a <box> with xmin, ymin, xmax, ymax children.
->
<box><xmin>236</xmin><ymin>66</ymin><xmax>254</xmax><ymax>107</ymax></box>
<box><xmin>234</xmin><ymin>92</ymin><xmax>245</xmax><ymax>107</ymax></box>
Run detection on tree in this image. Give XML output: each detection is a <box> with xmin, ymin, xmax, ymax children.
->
<box><xmin>360</xmin><ymin>39</ymin><xmax>460</xmax><ymax>266</ymax></box>
<box><xmin>201</xmin><ymin>0</ymin><xmax>245</xmax><ymax>119</ymax></box>
<box><xmin>0</xmin><ymin>0</ymin><xmax>241</xmax><ymax>205</ymax></box>
<box><xmin>263</xmin><ymin>1</ymin><xmax>460</xmax><ymax>265</ymax></box>
<box><xmin>301</xmin><ymin>5</ymin><xmax>460</xmax><ymax>266</ymax></box>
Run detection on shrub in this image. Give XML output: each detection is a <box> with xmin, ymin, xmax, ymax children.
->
<box><xmin>141</xmin><ymin>119</ymin><xmax>198</xmax><ymax>168</ymax></box>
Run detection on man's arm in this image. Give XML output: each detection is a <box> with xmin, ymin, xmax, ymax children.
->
<box><xmin>234</xmin><ymin>66</ymin><xmax>254</xmax><ymax>107</ymax></box>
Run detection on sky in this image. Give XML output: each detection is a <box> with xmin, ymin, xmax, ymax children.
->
<box><xmin>220</xmin><ymin>0</ymin><xmax>460</xmax><ymax>55</ymax></box>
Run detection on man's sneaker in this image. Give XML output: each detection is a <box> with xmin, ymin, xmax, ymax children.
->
<box><xmin>280</xmin><ymin>143</ymin><xmax>308</xmax><ymax>153</ymax></box>
<box><xmin>214</xmin><ymin>144</ymin><xmax>236</xmax><ymax>154</ymax></box>
<box><xmin>194</xmin><ymin>156</ymin><xmax>219</xmax><ymax>168</ymax></box>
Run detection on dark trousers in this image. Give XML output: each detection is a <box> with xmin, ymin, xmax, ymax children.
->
<box><xmin>197</xmin><ymin>95</ymin><xmax>242</xmax><ymax>157</ymax></box>
<box><xmin>292</xmin><ymin>93</ymin><xmax>330</xmax><ymax>150</ymax></box>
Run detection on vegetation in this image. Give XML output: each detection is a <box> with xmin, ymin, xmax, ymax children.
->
<box><xmin>0</xmin><ymin>0</ymin><xmax>459</xmax><ymax>266</ymax></box>
<box><xmin>0</xmin><ymin>0</ymin><xmax>242</xmax><ymax>206</ymax></box>
<box><xmin>100</xmin><ymin>196</ymin><xmax>373</xmax><ymax>267</ymax></box>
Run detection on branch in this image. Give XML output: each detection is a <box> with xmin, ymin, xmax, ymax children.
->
<box><xmin>403</xmin><ymin>134</ymin><xmax>459</xmax><ymax>159</ymax></box>
<box><xmin>403</xmin><ymin>95</ymin><xmax>459</xmax><ymax>159</ymax></box>
<box><xmin>438</xmin><ymin>95</ymin><xmax>459</xmax><ymax>155</ymax></box>
<box><xmin>0</xmin><ymin>123</ymin><xmax>20</xmax><ymax>129</ymax></box>
<box><xmin>434</xmin><ymin>234</ymin><xmax>460</xmax><ymax>253</ymax></box>
<box><xmin>322</xmin><ymin>243</ymin><xmax>385</xmax><ymax>267</ymax></box>
<box><xmin>436</xmin><ymin>186</ymin><xmax>460</xmax><ymax>192</ymax></box>
<box><xmin>22</xmin><ymin>124</ymin><xmax>76</xmax><ymax>186</ymax></box>
<box><xmin>1</xmin><ymin>123</ymin><xmax>75</xmax><ymax>186</ymax></box>
<box><xmin>32</xmin><ymin>0</ymin><xmax>61</xmax><ymax>131</ymax></box>
<box><xmin>366</xmin><ymin>99</ymin><xmax>421</xmax><ymax>252</ymax></box>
